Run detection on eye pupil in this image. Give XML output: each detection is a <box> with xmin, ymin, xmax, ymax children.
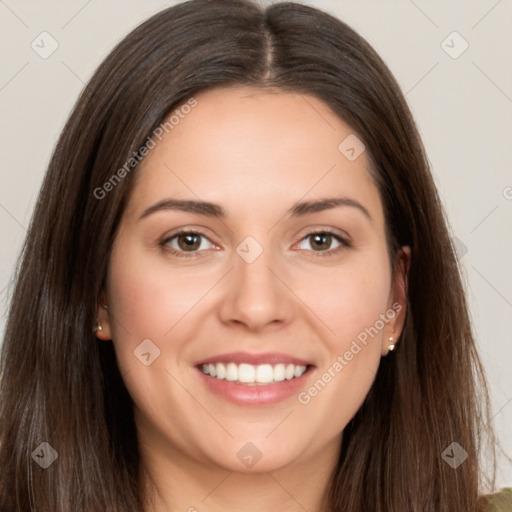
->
<box><xmin>178</xmin><ymin>234</ymin><xmax>200</xmax><ymax>251</ymax></box>
<box><xmin>311</xmin><ymin>233</ymin><xmax>331</xmax><ymax>250</ymax></box>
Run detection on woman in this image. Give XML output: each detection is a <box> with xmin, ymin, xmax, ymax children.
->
<box><xmin>0</xmin><ymin>0</ymin><xmax>510</xmax><ymax>510</ymax></box>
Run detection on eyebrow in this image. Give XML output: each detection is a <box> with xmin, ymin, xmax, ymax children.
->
<box><xmin>290</xmin><ymin>197</ymin><xmax>372</xmax><ymax>221</ymax></box>
<box><xmin>139</xmin><ymin>197</ymin><xmax>372</xmax><ymax>222</ymax></box>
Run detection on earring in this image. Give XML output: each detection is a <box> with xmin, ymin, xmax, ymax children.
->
<box><xmin>388</xmin><ymin>336</ymin><xmax>396</xmax><ymax>352</ymax></box>
<box><xmin>94</xmin><ymin>322</ymin><xmax>110</xmax><ymax>340</ymax></box>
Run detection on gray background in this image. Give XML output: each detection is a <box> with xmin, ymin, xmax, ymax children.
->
<box><xmin>0</xmin><ymin>0</ymin><xmax>510</xmax><ymax>489</ymax></box>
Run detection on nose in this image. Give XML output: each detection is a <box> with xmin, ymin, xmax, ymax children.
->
<box><xmin>216</xmin><ymin>247</ymin><xmax>295</xmax><ymax>332</ymax></box>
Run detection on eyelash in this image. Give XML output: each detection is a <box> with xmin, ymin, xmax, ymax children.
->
<box><xmin>160</xmin><ymin>230</ymin><xmax>214</xmax><ymax>259</ymax></box>
<box><xmin>159</xmin><ymin>229</ymin><xmax>351</xmax><ymax>259</ymax></box>
<box><xmin>296</xmin><ymin>229</ymin><xmax>352</xmax><ymax>257</ymax></box>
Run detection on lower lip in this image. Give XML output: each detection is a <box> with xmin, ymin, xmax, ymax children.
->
<box><xmin>195</xmin><ymin>366</ymin><xmax>314</xmax><ymax>406</ymax></box>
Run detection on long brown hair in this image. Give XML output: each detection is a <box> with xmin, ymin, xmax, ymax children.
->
<box><xmin>0</xmin><ymin>0</ymin><xmax>498</xmax><ymax>510</ymax></box>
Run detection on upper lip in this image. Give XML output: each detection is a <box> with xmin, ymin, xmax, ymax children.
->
<box><xmin>195</xmin><ymin>352</ymin><xmax>314</xmax><ymax>367</ymax></box>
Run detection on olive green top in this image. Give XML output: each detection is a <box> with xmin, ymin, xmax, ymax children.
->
<box><xmin>483</xmin><ymin>487</ymin><xmax>512</xmax><ymax>511</ymax></box>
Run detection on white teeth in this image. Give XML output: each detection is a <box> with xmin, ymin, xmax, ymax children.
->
<box><xmin>256</xmin><ymin>364</ymin><xmax>273</xmax><ymax>383</ymax></box>
<box><xmin>273</xmin><ymin>363</ymin><xmax>285</xmax><ymax>382</ymax></box>
<box><xmin>238</xmin><ymin>363</ymin><xmax>255</xmax><ymax>383</ymax></box>
<box><xmin>216</xmin><ymin>363</ymin><xmax>226</xmax><ymax>379</ymax></box>
<box><xmin>225</xmin><ymin>363</ymin><xmax>238</xmax><ymax>381</ymax></box>
<box><xmin>200</xmin><ymin>362</ymin><xmax>308</xmax><ymax>384</ymax></box>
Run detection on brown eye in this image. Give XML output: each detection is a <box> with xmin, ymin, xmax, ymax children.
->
<box><xmin>309</xmin><ymin>233</ymin><xmax>333</xmax><ymax>251</ymax></box>
<box><xmin>177</xmin><ymin>233</ymin><xmax>201</xmax><ymax>251</ymax></box>
<box><xmin>162</xmin><ymin>231</ymin><xmax>216</xmax><ymax>256</ymax></box>
<box><xmin>295</xmin><ymin>230</ymin><xmax>349</xmax><ymax>255</ymax></box>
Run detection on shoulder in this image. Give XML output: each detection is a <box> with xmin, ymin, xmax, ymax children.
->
<box><xmin>481</xmin><ymin>487</ymin><xmax>512</xmax><ymax>512</ymax></box>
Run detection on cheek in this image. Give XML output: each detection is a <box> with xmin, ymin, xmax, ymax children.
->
<box><xmin>296</xmin><ymin>255</ymin><xmax>391</xmax><ymax>428</ymax></box>
<box><xmin>106</xmin><ymin>242</ymin><xmax>218</xmax><ymax>342</ymax></box>
<box><xmin>291</xmin><ymin>254</ymin><xmax>392</xmax><ymax>349</ymax></box>
<box><xmin>104</xmin><ymin>243</ymin><xmax>217</xmax><ymax>420</ymax></box>
<box><xmin>294</xmin><ymin>260</ymin><xmax>391</xmax><ymax>442</ymax></box>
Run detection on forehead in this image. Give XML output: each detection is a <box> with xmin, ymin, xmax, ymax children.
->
<box><xmin>130</xmin><ymin>86</ymin><xmax>382</xmax><ymax>222</ymax></box>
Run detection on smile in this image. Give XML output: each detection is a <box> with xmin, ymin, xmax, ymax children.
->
<box><xmin>200</xmin><ymin>362</ymin><xmax>308</xmax><ymax>385</ymax></box>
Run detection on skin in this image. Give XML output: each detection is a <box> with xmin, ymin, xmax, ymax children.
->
<box><xmin>97</xmin><ymin>85</ymin><xmax>410</xmax><ymax>512</ymax></box>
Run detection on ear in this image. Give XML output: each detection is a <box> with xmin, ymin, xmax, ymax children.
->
<box><xmin>95</xmin><ymin>289</ymin><xmax>112</xmax><ymax>340</ymax></box>
<box><xmin>381</xmin><ymin>245</ymin><xmax>411</xmax><ymax>356</ymax></box>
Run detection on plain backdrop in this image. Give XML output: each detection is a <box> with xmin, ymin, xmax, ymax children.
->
<box><xmin>0</xmin><ymin>0</ymin><xmax>511</xmax><ymax>489</ymax></box>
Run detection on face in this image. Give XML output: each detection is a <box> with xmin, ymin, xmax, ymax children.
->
<box><xmin>98</xmin><ymin>86</ymin><xmax>409</xmax><ymax>474</ymax></box>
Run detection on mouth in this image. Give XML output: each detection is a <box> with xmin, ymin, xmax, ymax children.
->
<box><xmin>193</xmin><ymin>352</ymin><xmax>316</xmax><ymax>405</ymax></box>
<box><xmin>198</xmin><ymin>362</ymin><xmax>310</xmax><ymax>385</ymax></box>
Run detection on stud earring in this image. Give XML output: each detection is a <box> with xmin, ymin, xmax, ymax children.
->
<box><xmin>94</xmin><ymin>322</ymin><xmax>110</xmax><ymax>340</ymax></box>
<box><xmin>388</xmin><ymin>336</ymin><xmax>396</xmax><ymax>352</ymax></box>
